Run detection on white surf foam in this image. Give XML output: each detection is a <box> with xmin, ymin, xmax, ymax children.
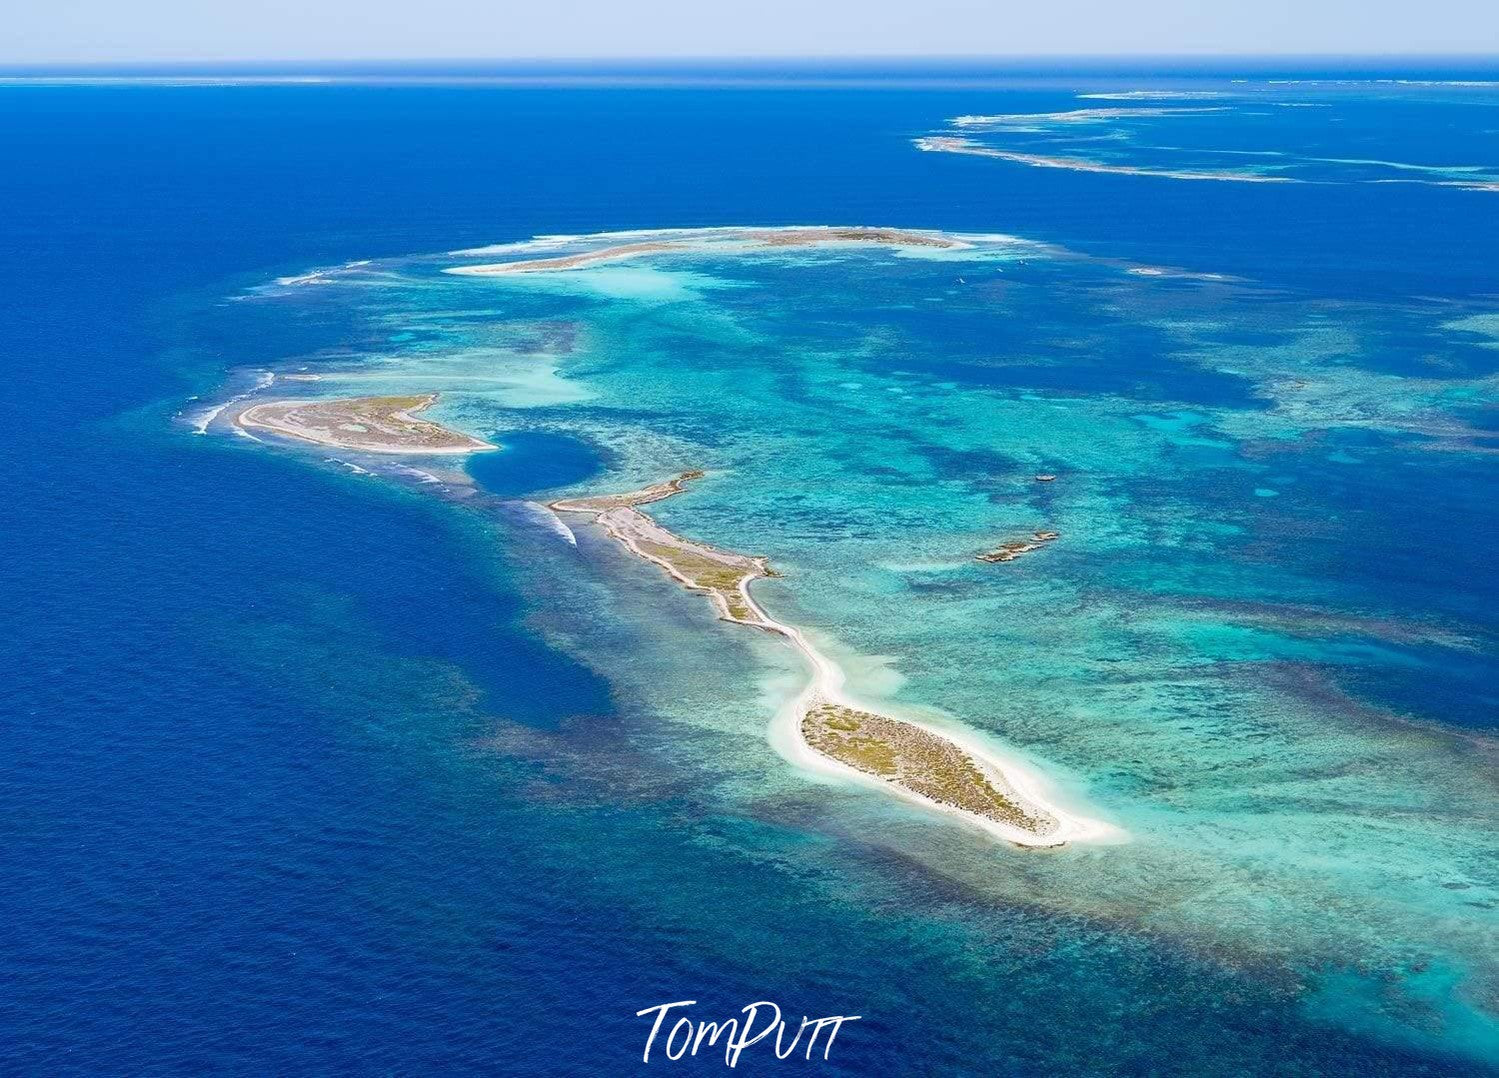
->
<box><xmin>519</xmin><ymin>501</ymin><xmax>579</xmax><ymax>546</ymax></box>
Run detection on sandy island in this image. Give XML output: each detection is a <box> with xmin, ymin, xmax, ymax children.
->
<box><xmin>236</xmin><ymin>395</ymin><xmax>496</xmax><ymax>454</ymax></box>
<box><xmin>553</xmin><ymin>471</ymin><xmax>1111</xmax><ymax>848</ymax></box>
<box><xmin>447</xmin><ymin>227</ymin><xmax>962</xmax><ymax>276</ymax></box>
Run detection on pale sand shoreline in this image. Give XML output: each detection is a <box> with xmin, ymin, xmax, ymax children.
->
<box><xmin>554</xmin><ymin>471</ymin><xmax>1117</xmax><ymax>848</ymax></box>
<box><xmin>236</xmin><ymin>394</ymin><xmax>497</xmax><ymax>454</ymax></box>
<box><xmin>445</xmin><ymin>226</ymin><xmax>965</xmax><ymax>276</ymax></box>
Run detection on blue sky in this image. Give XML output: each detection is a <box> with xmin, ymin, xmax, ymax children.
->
<box><xmin>6</xmin><ymin>0</ymin><xmax>1497</xmax><ymax>63</ymax></box>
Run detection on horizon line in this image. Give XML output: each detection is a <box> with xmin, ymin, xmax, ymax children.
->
<box><xmin>3</xmin><ymin>52</ymin><xmax>1499</xmax><ymax>71</ymax></box>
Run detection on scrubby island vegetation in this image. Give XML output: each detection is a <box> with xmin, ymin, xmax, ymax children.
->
<box><xmin>552</xmin><ymin>469</ymin><xmax>705</xmax><ymax>512</ymax></box>
<box><xmin>801</xmin><ymin>702</ymin><xmax>1059</xmax><ymax>839</ymax></box>
<box><xmin>237</xmin><ymin>394</ymin><xmax>495</xmax><ymax>454</ymax></box>
<box><xmin>553</xmin><ymin>470</ymin><xmax>1074</xmax><ymax>846</ymax></box>
<box><xmin>552</xmin><ymin>471</ymin><xmax>772</xmax><ymax>627</ymax></box>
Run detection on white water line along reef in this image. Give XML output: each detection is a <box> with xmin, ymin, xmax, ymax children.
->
<box><xmin>197</xmin><ymin>223</ymin><xmax>1499</xmax><ymax>1053</ymax></box>
<box><xmin>552</xmin><ymin>470</ymin><xmax>1107</xmax><ymax>847</ymax></box>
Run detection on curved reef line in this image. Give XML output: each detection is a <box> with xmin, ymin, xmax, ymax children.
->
<box><xmin>914</xmin><ymin>135</ymin><xmax>1299</xmax><ymax>184</ymax></box>
<box><xmin>553</xmin><ymin>472</ymin><xmax>1115</xmax><ymax>848</ymax></box>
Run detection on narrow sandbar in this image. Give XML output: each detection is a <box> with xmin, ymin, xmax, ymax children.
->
<box><xmin>554</xmin><ymin>471</ymin><xmax>1106</xmax><ymax>847</ymax></box>
<box><xmin>801</xmin><ymin>701</ymin><xmax>1057</xmax><ymax>838</ymax></box>
<box><xmin>236</xmin><ymin>394</ymin><xmax>496</xmax><ymax>454</ymax></box>
<box><xmin>553</xmin><ymin>471</ymin><xmax>770</xmax><ymax>625</ymax></box>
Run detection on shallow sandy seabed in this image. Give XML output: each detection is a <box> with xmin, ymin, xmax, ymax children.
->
<box><xmin>554</xmin><ymin>471</ymin><xmax>1116</xmax><ymax>848</ymax></box>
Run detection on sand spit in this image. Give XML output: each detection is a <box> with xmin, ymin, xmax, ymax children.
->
<box><xmin>554</xmin><ymin>472</ymin><xmax>1112</xmax><ymax>848</ymax></box>
<box><xmin>236</xmin><ymin>395</ymin><xmax>496</xmax><ymax>454</ymax></box>
<box><xmin>552</xmin><ymin>471</ymin><xmax>771</xmax><ymax>624</ymax></box>
<box><xmin>446</xmin><ymin>227</ymin><xmax>963</xmax><ymax>276</ymax></box>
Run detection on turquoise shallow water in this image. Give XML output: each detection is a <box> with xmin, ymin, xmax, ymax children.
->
<box><xmin>4</xmin><ymin>71</ymin><xmax>1496</xmax><ymax>1074</ymax></box>
<box><xmin>205</xmin><ymin>225</ymin><xmax>1498</xmax><ymax>1064</ymax></box>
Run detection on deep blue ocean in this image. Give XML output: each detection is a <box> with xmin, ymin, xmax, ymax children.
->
<box><xmin>1</xmin><ymin>62</ymin><xmax>1496</xmax><ymax>1074</ymax></box>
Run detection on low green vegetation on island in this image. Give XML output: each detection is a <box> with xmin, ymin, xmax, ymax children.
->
<box><xmin>632</xmin><ymin>539</ymin><xmax>761</xmax><ymax>622</ymax></box>
<box><xmin>237</xmin><ymin>394</ymin><xmax>495</xmax><ymax>454</ymax></box>
<box><xmin>801</xmin><ymin>702</ymin><xmax>1059</xmax><ymax>838</ymax></box>
<box><xmin>552</xmin><ymin>471</ymin><xmax>770</xmax><ymax>626</ymax></box>
<box><xmin>551</xmin><ymin>469</ymin><xmax>705</xmax><ymax>513</ymax></box>
<box><xmin>553</xmin><ymin>470</ymin><xmax>1076</xmax><ymax>846</ymax></box>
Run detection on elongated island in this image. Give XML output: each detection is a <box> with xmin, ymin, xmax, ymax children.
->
<box><xmin>446</xmin><ymin>226</ymin><xmax>962</xmax><ymax>276</ymax></box>
<box><xmin>554</xmin><ymin>471</ymin><xmax>1106</xmax><ymax>847</ymax></box>
<box><xmin>237</xmin><ymin>394</ymin><xmax>496</xmax><ymax>454</ymax></box>
<box><xmin>222</xmin><ymin>387</ymin><xmax>1107</xmax><ymax>846</ymax></box>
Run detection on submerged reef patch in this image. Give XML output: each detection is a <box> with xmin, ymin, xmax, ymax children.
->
<box><xmin>554</xmin><ymin>470</ymin><xmax>1080</xmax><ymax>847</ymax></box>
